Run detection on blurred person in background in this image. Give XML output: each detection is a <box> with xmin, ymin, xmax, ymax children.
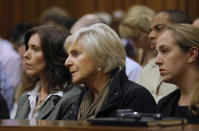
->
<box><xmin>119</xmin><ymin>5</ymin><xmax>155</xmax><ymax>66</ymax></box>
<box><xmin>10</xmin><ymin>23</ymin><xmax>37</xmax><ymax>58</ymax></box>
<box><xmin>0</xmin><ymin>33</ymin><xmax>22</xmax><ymax>111</ymax></box>
<box><xmin>0</xmin><ymin>62</ymin><xmax>11</xmax><ymax>119</ymax></box>
<box><xmin>193</xmin><ymin>18</ymin><xmax>199</xmax><ymax>28</ymax></box>
<box><xmin>39</xmin><ymin>6</ymin><xmax>77</xmax><ymax>31</ymax></box>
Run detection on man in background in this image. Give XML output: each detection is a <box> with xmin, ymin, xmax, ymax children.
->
<box><xmin>137</xmin><ymin>10</ymin><xmax>192</xmax><ymax>102</ymax></box>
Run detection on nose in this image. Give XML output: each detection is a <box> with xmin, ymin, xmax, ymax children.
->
<box><xmin>155</xmin><ymin>53</ymin><xmax>163</xmax><ymax>66</ymax></box>
<box><xmin>149</xmin><ymin>30</ymin><xmax>156</xmax><ymax>41</ymax></box>
<box><xmin>24</xmin><ymin>49</ymin><xmax>31</xmax><ymax>59</ymax></box>
<box><xmin>65</xmin><ymin>57</ymin><xmax>73</xmax><ymax>67</ymax></box>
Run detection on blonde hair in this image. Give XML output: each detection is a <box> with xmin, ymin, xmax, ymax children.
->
<box><xmin>119</xmin><ymin>15</ymin><xmax>151</xmax><ymax>38</ymax></box>
<box><xmin>167</xmin><ymin>24</ymin><xmax>199</xmax><ymax>115</ymax></box>
<box><xmin>65</xmin><ymin>23</ymin><xmax>126</xmax><ymax>73</ymax></box>
<box><xmin>168</xmin><ymin>24</ymin><xmax>199</xmax><ymax>53</ymax></box>
<box><xmin>126</xmin><ymin>5</ymin><xmax>155</xmax><ymax>21</ymax></box>
<box><xmin>119</xmin><ymin>5</ymin><xmax>155</xmax><ymax>39</ymax></box>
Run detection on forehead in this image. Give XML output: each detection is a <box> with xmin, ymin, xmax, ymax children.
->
<box><xmin>67</xmin><ymin>39</ymin><xmax>84</xmax><ymax>51</ymax></box>
<box><xmin>157</xmin><ymin>30</ymin><xmax>175</xmax><ymax>47</ymax></box>
<box><xmin>28</xmin><ymin>33</ymin><xmax>41</xmax><ymax>46</ymax></box>
<box><xmin>151</xmin><ymin>12</ymin><xmax>171</xmax><ymax>27</ymax></box>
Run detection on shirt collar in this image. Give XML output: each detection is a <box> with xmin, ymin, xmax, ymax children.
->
<box><xmin>27</xmin><ymin>81</ymin><xmax>63</xmax><ymax>98</ymax></box>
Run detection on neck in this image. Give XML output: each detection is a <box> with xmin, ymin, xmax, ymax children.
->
<box><xmin>85</xmin><ymin>73</ymin><xmax>111</xmax><ymax>102</ymax></box>
<box><xmin>39</xmin><ymin>78</ymin><xmax>48</xmax><ymax>99</ymax></box>
<box><xmin>178</xmin><ymin>66</ymin><xmax>199</xmax><ymax>106</ymax></box>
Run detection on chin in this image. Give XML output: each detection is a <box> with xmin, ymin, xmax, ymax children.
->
<box><xmin>25</xmin><ymin>70</ymin><xmax>38</xmax><ymax>77</ymax></box>
<box><xmin>72</xmin><ymin>78</ymin><xmax>80</xmax><ymax>84</ymax></box>
<box><xmin>162</xmin><ymin>76</ymin><xmax>174</xmax><ymax>84</ymax></box>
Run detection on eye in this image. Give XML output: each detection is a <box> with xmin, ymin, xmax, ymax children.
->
<box><xmin>156</xmin><ymin>27</ymin><xmax>163</xmax><ymax>32</ymax></box>
<box><xmin>71</xmin><ymin>51</ymin><xmax>79</xmax><ymax>57</ymax></box>
<box><xmin>32</xmin><ymin>47</ymin><xmax>39</xmax><ymax>51</ymax></box>
<box><xmin>155</xmin><ymin>25</ymin><xmax>165</xmax><ymax>33</ymax></box>
<box><xmin>161</xmin><ymin>48</ymin><xmax>170</xmax><ymax>54</ymax></box>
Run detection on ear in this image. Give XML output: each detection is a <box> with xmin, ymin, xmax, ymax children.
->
<box><xmin>187</xmin><ymin>46</ymin><xmax>199</xmax><ymax>63</ymax></box>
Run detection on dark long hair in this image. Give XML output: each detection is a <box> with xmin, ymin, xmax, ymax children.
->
<box><xmin>24</xmin><ymin>24</ymin><xmax>71</xmax><ymax>93</ymax></box>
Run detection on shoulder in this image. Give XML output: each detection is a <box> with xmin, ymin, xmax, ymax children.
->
<box><xmin>122</xmin><ymin>80</ymin><xmax>155</xmax><ymax>99</ymax></box>
<box><xmin>158</xmin><ymin>89</ymin><xmax>180</xmax><ymax>106</ymax></box>
<box><xmin>17</xmin><ymin>92</ymin><xmax>29</xmax><ymax>104</ymax></box>
<box><xmin>123</xmin><ymin>80</ymin><xmax>148</xmax><ymax>92</ymax></box>
<box><xmin>138</xmin><ymin>59</ymin><xmax>158</xmax><ymax>75</ymax></box>
<box><xmin>120</xmin><ymin>80</ymin><xmax>157</xmax><ymax>113</ymax></box>
<box><xmin>62</xmin><ymin>85</ymin><xmax>80</xmax><ymax>102</ymax></box>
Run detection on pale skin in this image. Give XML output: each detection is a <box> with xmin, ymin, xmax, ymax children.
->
<box><xmin>193</xmin><ymin>18</ymin><xmax>199</xmax><ymax>28</ymax></box>
<box><xmin>155</xmin><ymin>30</ymin><xmax>199</xmax><ymax>106</ymax></box>
<box><xmin>23</xmin><ymin>33</ymin><xmax>48</xmax><ymax>115</ymax></box>
<box><xmin>65</xmin><ymin>39</ymin><xmax>111</xmax><ymax>102</ymax></box>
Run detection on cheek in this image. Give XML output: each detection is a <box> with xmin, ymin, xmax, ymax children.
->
<box><xmin>167</xmin><ymin>59</ymin><xmax>186</xmax><ymax>74</ymax></box>
<box><xmin>33</xmin><ymin>56</ymin><xmax>46</xmax><ymax>72</ymax></box>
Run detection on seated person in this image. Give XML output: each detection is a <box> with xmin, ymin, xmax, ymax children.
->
<box><xmin>64</xmin><ymin>23</ymin><xmax>157</xmax><ymax>120</ymax></box>
<box><xmin>70</xmin><ymin>13</ymin><xmax>142</xmax><ymax>82</ymax></box>
<box><xmin>0</xmin><ymin>63</ymin><xmax>10</xmax><ymax>118</ymax></box>
<box><xmin>155</xmin><ymin>24</ymin><xmax>199</xmax><ymax>123</ymax></box>
<box><xmin>15</xmin><ymin>25</ymin><xmax>80</xmax><ymax>120</ymax></box>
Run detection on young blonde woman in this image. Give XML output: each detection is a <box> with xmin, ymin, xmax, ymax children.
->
<box><xmin>155</xmin><ymin>24</ymin><xmax>199</xmax><ymax>123</ymax></box>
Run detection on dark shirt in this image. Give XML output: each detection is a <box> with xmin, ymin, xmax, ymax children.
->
<box><xmin>174</xmin><ymin>105</ymin><xmax>189</xmax><ymax>118</ymax></box>
<box><xmin>64</xmin><ymin>69</ymin><xmax>157</xmax><ymax>120</ymax></box>
<box><xmin>0</xmin><ymin>93</ymin><xmax>9</xmax><ymax>119</ymax></box>
<box><xmin>158</xmin><ymin>89</ymin><xmax>199</xmax><ymax>124</ymax></box>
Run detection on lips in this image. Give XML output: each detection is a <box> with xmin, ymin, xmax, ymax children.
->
<box><xmin>159</xmin><ymin>69</ymin><xmax>166</xmax><ymax>75</ymax></box>
<box><xmin>24</xmin><ymin>62</ymin><xmax>32</xmax><ymax>69</ymax></box>
<box><xmin>70</xmin><ymin>71</ymin><xmax>76</xmax><ymax>76</ymax></box>
<box><xmin>150</xmin><ymin>41</ymin><xmax>156</xmax><ymax>49</ymax></box>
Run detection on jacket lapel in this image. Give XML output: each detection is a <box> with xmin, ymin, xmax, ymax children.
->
<box><xmin>37</xmin><ymin>95</ymin><xmax>60</xmax><ymax>119</ymax></box>
<box><xmin>98</xmin><ymin>69</ymin><xmax>127</xmax><ymax>115</ymax></box>
<box><xmin>17</xmin><ymin>98</ymin><xmax>30</xmax><ymax>119</ymax></box>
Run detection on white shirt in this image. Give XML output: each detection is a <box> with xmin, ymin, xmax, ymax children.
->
<box><xmin>125</xmin><ymin>56</ymin><xmax>142</xmax><ymax>82</ymax></box>
<box><xmin>27</xmin><ymin>82</ymin><xmax>63</xmax><ymax>120</ymax></box>
<box><xmin>0</xmin><ymin>38</ymin><xmax>22</xmax><ymax>88</ymax></box>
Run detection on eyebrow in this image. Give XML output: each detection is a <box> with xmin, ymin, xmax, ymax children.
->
<box><xmin>158</xmin><ymin>44</ymin><xmax>169</xmax><ymax>50</ymax></box>
<box><xmin>154</xmin><ymin>24</ymin><xmax>165</xmax><ymax>29</ymax></box>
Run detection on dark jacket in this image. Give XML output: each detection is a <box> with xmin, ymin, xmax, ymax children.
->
<box><xmin>158</xmin><ymin>89</ymin><xmax>199</xmax><ymax>123</ymax></box>
<box><xmin>0</xmin><ymin>93</ymin><xmax>9</xmax><ymax>119</ymax></box>
<box><xmin>15</xmin><ymin>86</ymin><xmax>80</xmax><ymax>120</ymax></box>
<box><xmin>64</xmin><ymin>69</ymin><xmax>157</xmax><ymax>120</ymax></box>
<box><xmin>158</xmin><ymin>89</ymin><xmax>181</xmax><ymax>117</ymax></box>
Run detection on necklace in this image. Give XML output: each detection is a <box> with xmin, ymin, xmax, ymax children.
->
<box><xmin>37</xmin><ymin>95</ymin><xmax>45</xmax><ymax>106</ymax></box>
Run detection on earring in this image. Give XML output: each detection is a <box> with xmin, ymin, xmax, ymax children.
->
<box><xmin>97</xmin><ymin>67</ymin><xmax>101</xmax><ymax>72</ymax></box>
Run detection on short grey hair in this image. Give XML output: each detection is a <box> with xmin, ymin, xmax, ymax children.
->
<box><xmin>65</xmin><ymin>23</ymin><xmax>126</xmax><ymax>73</ymax></box>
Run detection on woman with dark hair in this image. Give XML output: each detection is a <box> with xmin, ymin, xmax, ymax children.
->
<box><xmin>15</xmin><ymin>25</ymin><xmax>80</xmax><ymax>120</ymax></box>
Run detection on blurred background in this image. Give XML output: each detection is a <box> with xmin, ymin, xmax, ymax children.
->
<box><xmin>0</xmin><ymin>0</ymin><xmax>198</xmax><ymax>39</ymax></box>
